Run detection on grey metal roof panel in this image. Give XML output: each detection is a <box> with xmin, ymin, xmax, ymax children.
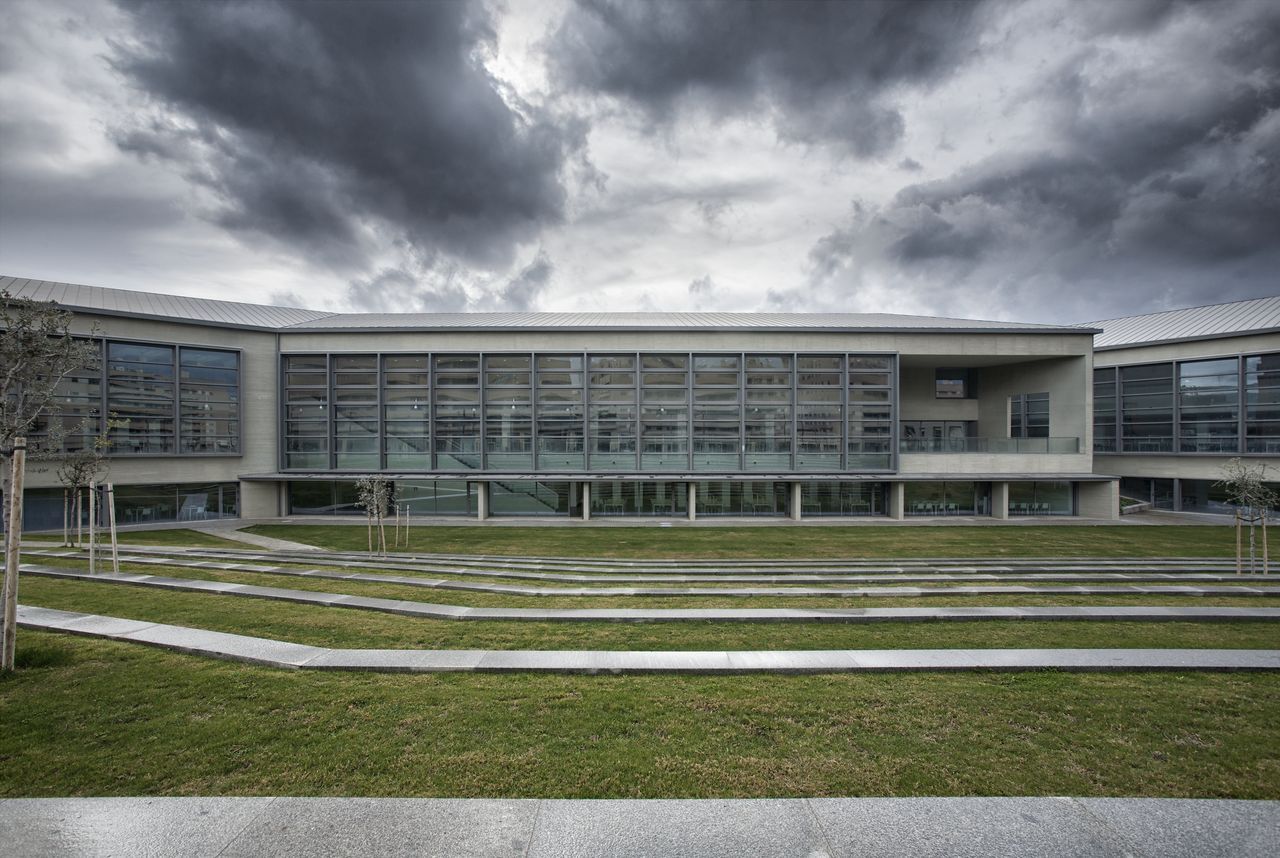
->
<box><xmin>1083</xmin><ymin>295</ymin><xmax>1280</xmax><ymax>349</ymax></box>
<box><xmin>0</xmin><ymin>275</ymin><xmax>335</xmax><ymax>330</ymax></box>
<box><xmin>284</xmin><ymin>310</ymin><xmax>1089</xmax><ymax>333</ymax></box>
<box><xmin>3</xmin><ymin>275</ymin><xmax>1095</xmax><ymax>334</ymax></box>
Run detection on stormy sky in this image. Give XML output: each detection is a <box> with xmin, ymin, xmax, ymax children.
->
<box><xmin>0</xmin><ymin>0</ymin><xmax>1276</xmax><ymax>323</ymax></box>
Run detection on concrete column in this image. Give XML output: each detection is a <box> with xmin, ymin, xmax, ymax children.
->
<box><xmin>476</xmin><ymin>481</ymin><xmax>489</xmax><ymax>521</ymax></box>
<box><xmin>687</xmin><ymin>482</ymin><xmax>696</xmax><ymax>521</ymax></box>
<box><xmin>888</xmin><ymin>482</ymin><xmax>905</xmax><ymax>520</ymax></box>
<box><xmin>240</xmin><ymin>481</ymin><xmax>279</xmax><ymax>519</ymax></box>
<box><xmin>1078</xmin><ymin>480</ymin><xmax>1120</xmax><ymax>520</ymax></box>
<box><xmin>991</xmin><ymin>482</ymin><xmax>1010</xmax><ymax>520</ymax></box>
<box><xmin>790</xmin><ymin>482</ymin><xmax>802</xmax><ymax>521</ymax></box>
<box><xmin>582</xmin><ymin>482</ymin><xmax>591</xmax><ymax>521</ymax></box>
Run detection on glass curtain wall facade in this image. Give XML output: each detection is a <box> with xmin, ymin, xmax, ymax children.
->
<box><xmin>280</xmin><ymin>352</ymin><xmax>897</xmax><ymax>473</ymax></box>
<box><xmin>905</xmin><ymin>482</ymin><xmax>991</xmax><ymax>516</ymax></box>
<box><xmin>800</xmin><ymin>481</ymin><xmax>886</xmax><ymax>516</ymax></box>
<box><xmin>29</xmin><ymin>339</ymin><xmax>240</xmax><ymax>456</ymax></box>
<box><xmin>1094</xmin><ymin>352</ymin><xmax>1280</xmax><ymax>454</ymax></box>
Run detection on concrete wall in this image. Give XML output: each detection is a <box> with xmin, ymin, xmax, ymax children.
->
<box><xmin>1078</xmin><ymin>480</ymin><xmax>1119</xmax><ymax>519</ymax></box>
<box><xmin>280</xmin><ymin>329</ymin><xmax>1097</xmax><ymax>358</ymax></box>
<box><xmin>976</xmin><ymin>355</ymin><xmax>1090</xmax><ymax>446</ymax></box>
<box><xmin>897</xmin><ymin>366</ymin><xmax>980</xmax><ymax>422</ymax></box>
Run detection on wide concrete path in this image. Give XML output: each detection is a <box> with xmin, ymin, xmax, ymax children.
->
<box><xmin>19</xmin><ymin>606</ymin><xmax>1280</xmax><ymax>673</ymax></box>
<box><xmin>1</xmin><ymin>797</ymin><xmax>1275</xmax><ymax>857</ymax></box>
<box><xmin>21</xmin><ymin>565</ymin><xmax>1280</xmax><ymax>624</ymax></box>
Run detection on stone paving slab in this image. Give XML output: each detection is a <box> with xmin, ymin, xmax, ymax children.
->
<box><xmin>19</xmin><ymin>566</ymin><xmax>1280</xmax><ymax>625</ymax></box>
<box><xmin>0</xmin><ymin>797</ymin><xmax>277</xmax><ymax>858</ymax></box>
<box><xmin>17</xmin><ymin>606</ymin><xmax>1280</xmax><ymax>674</ymax></box>
<box><xmin>1</xmin><ymin>798</ymin><xmax>1276</xmax><ymax>857</ymax></box>
<box><xmin>220</xmin><ymin>797</ymin><xmax>537</xmax><ymax>858</ymax></box>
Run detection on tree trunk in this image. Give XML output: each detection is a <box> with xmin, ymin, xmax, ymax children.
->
<box><xmin>3</xmin><ymin>439</ymin><xmax>28</xmax><ymax>671</ymax></box>
<box><xmin>1249</xmin><ymin>513</ymin><xmax>1257</xmax><ymax>574</ymax></box>
<box><xmin>1</xmin><ymin>453</ymin><xmax>11</xmax><ymax>669</ymax></box>
<box><xmin>367</xmin><ymin>509</ymin><xmax>373</xmax><ymax>557</ymax></box>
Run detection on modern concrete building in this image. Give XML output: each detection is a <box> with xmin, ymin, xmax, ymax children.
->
<box><xmin>1087</xmin><ymin>296</ymin><xmax>1280</xmax><ymax>513</ymax></box>
<box><xmin>3</xmin><ymin>275</ymin><xmax>1119</xmax><ymax>527</ymax></box>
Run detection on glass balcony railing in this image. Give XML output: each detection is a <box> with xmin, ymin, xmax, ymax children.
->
<box><xmin>900</xmin><ymin>437</ymin><xmax>1081</xmax><ymax>454</ymax></box>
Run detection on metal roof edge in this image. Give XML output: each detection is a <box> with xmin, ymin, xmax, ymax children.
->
<box><xmin>1092</xmin><ymin>327</ymin><xmax>1280</xmax><ymax>352</ymax></box>
<box><xmin>279</xmin><ymin>323</ymin><xmax>1097</xmax><ymax>335</ymax></box>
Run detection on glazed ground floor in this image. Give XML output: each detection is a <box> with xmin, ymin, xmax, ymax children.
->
<box><xmin>10</xmin><ymin>476</ymin><xmax>1119</xmax><ymax>531</ymax></box>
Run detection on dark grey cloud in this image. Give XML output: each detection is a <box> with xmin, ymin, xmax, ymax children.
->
<box><xmin>793</xmin><ymin>0</ymin><xmax>1280</xmax><ymax>322</ymax></box>
<box><xmin>109</xmin><ymin>0</ymin><xmax>579</xmax><ymax>272</ymax></box>
<box><xmin>548</xmin><ymin>0</ymin><xmax>987</xmax><ymax>156</ymax></box>
<box><xmin>492</xmin><ymin>251</ymin><xmax>554</xmax><ymax>312</ymax></box>
<box><xmin>346</xmin><ymin>265</ymin><xmax>469</xmax><ymax>314</ymax></box>
<box><xmin>343</xmin><ymin>251</ymin><xmax>553</xmax><ymax>314</ymax></box>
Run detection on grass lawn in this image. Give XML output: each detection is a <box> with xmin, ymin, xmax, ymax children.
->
<box><xmin>1</xmin><ymin>632</ymin><xmax>1277</xmax><ymax>798</ymax></box>
<box><xmin>17</xmin><ymin>576</ymin><xmax>1280</xmax><ymax>651</ymax></box>
<box><xmin>6</xmin><ymin>523</ymin><xmax>1275</xmax><ymax>799</ymax></box>
<box><xmin>19</xmin><ymin>559</ymin><xmax>1279</xmax><ymax>611</ymax></box>
<box><xmin>244</xmin><ymin>523</ymin><xmax>1233</xmax><ymax>559</ymax></box>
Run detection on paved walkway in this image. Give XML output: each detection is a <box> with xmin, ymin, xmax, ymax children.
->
<box><xmin>1</xmin><ymin>796</ymin><xmax>1275</xmax><ymax>856</ymax></box>
<box><xmin>187</xmin><ymin>522</ymin><xmax>323</xmax><ymax>552</ymax></box>
<box><xmin>18</xmin><ymin>606</ymin><xmax>1280</xmax><ymax>673</ymax></box>
<box><xmin>21</xmin><ymin>550</ymin><xmax>1280</xmax><ymax>598</ymax></box>
<box><xmin>20</xmin><ymin>566</ymin><xmax>1280</xmax><ymax>624</ymax></box>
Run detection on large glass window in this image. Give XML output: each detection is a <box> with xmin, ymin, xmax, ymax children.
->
<box><xmin>1010</xmin><ymin>392</ymin><xmax>1049</xmax><ymax>439</ymax></box>
<box><xmin>179</xmin><ymin>348</ymin><xmax>239</xmax><ymax>454</ymax></box>
<box><xmin>1120</xmin><ymin>364</ymin><xmax>1173</xmax><ymax>452</ymax></box>
<box><xmin>383</xmin><ymin>354</ymin><xmax>430</xmax><ymax>469</ymax></box>
<box><xmin>692</xmin><ymin>355</ymin><xmax>740</xmax><ymax>471</ymax></box>
<box><xmin>590</xmin><ymin>481</ymin><xmax>688</xmax><ymax>516</ymax></box>
<box><xmin>489</xmin><ymin>480</ymin><xmax>578</xmax><ymax>516</ymax></box>
<box><xmin>905</xmin><ymin>481</ymin><xmax>989</xmax><ymax>516</ymax></box>
<box><xmin>696</xmin><ymin>481</ymin><xmax>790</xmax><ymax>516</ymax></box>
<box><xmin>29</xmin><ymin>340</ymin><xmax>102</xmax><ymax>453</ymax></box>
<box><xmin>1246</xmin><ymin>354</ymin><xmax>1280</xmax><ymax>453</ymax></box>
<box><xmin>485</xmin><ymin>355</ymin><xmax>532</xmax><ymax>470</ymax></box>
<box><xmin>537</xmin><ymin>355</ymin><xmax>584</xmax><ymax>469</ymax></box>
<box><xmin>641</xmin><ymin>354</ymin><xmax>688</xmax><ymax>470</ymax></box>
<box><xmin>333</xmin><ymin>354</ymin><xmax>378</xmax><ymax>470</ymax></box>
<box><xmin>434</xmin><ymin>354</ymin><xmax>480</xmax><ymax>470</ymax></box>
<box><xmin>848</xmin><ymin>355</ymin><xmax>894</xmax><ymax>468</ymax></box>
<box><xmin>1093</xmin><ymin>367</ymin><xmax>1117</xmax><ymax>453</ymax></box>
<box><xmin>796</xmin><ymin>355</ymin><xmax>842</xmax><ymax>471</ymax></box>
<box><xmin>800</xmin><ymin>482</ymin><xmax>886</xmax><ymax>516</ymax></box>
<box><xmin>1179</xmin><ymin>358</ymin><xmax>1239</xmax><ymax>453</ymax></box>
<box><xmin>589</xmin><ymin>355</ymin><xmax>637</xmax><ymax>470</ymax></box>
<box><xmin>1009</xmin><ymin>481</ymin><xmax>1073</xmax><ymax>516</ymax></box>
<box><xmin>277</xmin><ymin>350</ymin><xmax>899</xmax><ymax>474</ymax></box>
<box><xmin>107</xmin><ymin>341</ymin><xmax>175</xmax><ymax>453</ymax></box>
<box><xmin>284</xmin><ymin>355</ymin><xmax>328</xmax><ymax>469</ymax></box>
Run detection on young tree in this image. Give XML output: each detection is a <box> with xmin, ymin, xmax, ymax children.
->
<box><xmin>355</xmin><ymin>475</ymin><xmax>392</xmax><ymax>557</ymax></box>
<box><xmin>2</xmin><ymin>289</ymin><xmax>101</xmax><ymax>669</ymax></box>
<box><xmin>55</xmin><ymin>424</ymin><xmax>118</xmax><ymax>548</ymax></box>
<box><xmin>1215</xmin><ymin>458</ymin><xmax>1278</xmax><ymax>574</ymax></box>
